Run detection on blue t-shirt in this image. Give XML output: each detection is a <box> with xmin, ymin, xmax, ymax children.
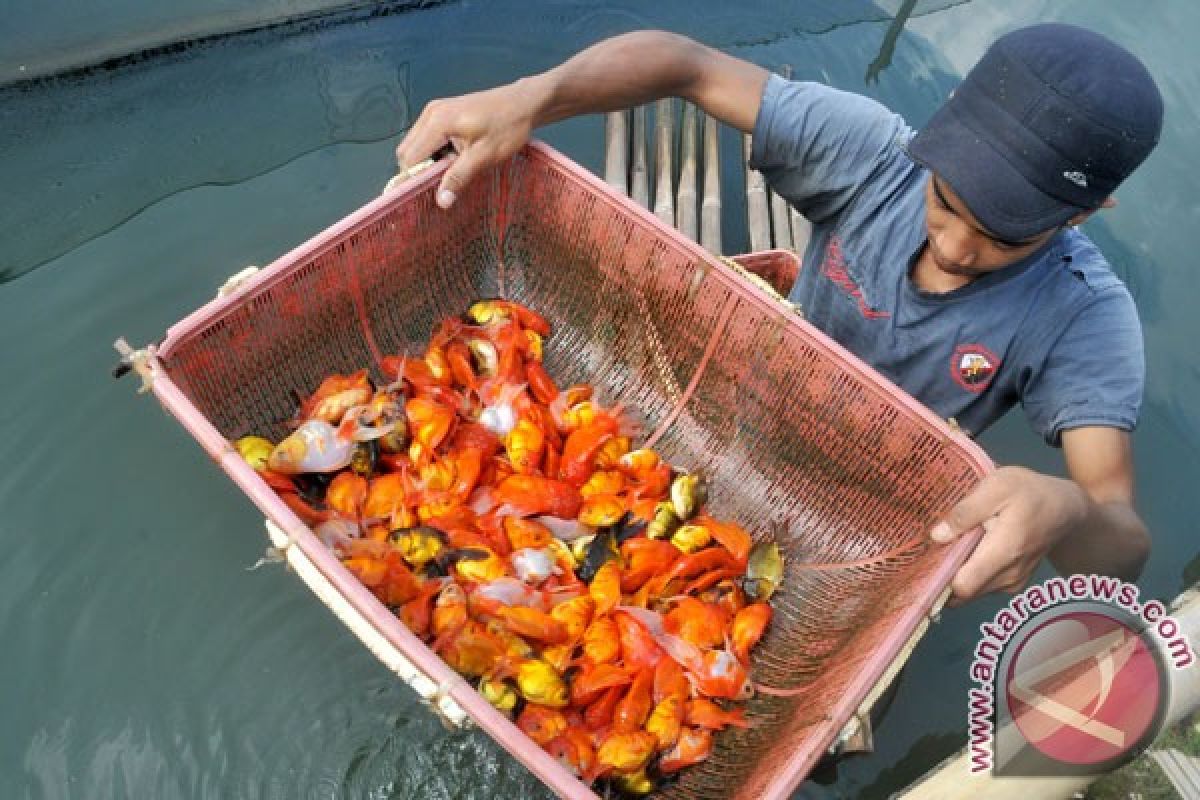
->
<box><xmin>749</xmin><ymin>74</ymin><xmax>1145</xmax><ymax>445</ymax></box>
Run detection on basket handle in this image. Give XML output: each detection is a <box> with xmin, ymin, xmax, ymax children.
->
<box><xmin>262</xmin><ymin>519</ymin><xmax>471</xmax><ymax>730</ymax></box>
<box><xmin>383</xmin><ymin>143</ymin><xmax>456</xmax><ymax>194</ymax></box>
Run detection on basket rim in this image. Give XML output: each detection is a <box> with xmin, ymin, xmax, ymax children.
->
<box><xmin>146</xmin><ymin>138</ymin><xmax>993</xmax><ymax>800</ymax></box>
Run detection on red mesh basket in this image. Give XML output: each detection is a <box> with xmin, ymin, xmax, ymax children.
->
<box><xmin>133</xmin><ymin>141</ymin><xmax>991</xmax><ymax>799</ymax></box>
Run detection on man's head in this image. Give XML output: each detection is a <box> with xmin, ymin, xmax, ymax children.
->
<box><xmin>908</xmin><ymin>23</ymin><xmax>1163</xmax><ymax>269</ymax></box>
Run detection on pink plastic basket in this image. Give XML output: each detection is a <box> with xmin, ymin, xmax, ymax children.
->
<box><xmin>129</xmin><ymin>140</ymin><xmax>991</xmax><ymax>799</ymax></box>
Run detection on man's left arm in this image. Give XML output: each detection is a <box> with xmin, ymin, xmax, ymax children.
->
<box><xmin>929</xmin><ymin>425</ymin><xmax>1149</xmax><ymax>604</ymax></box>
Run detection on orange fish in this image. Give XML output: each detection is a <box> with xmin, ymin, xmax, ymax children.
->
<box><xmin>619</xmin><ymin>537</ymin><xmax>680</xmax><ymax>593</ymax></box>
<box><xmin>583</xmin><ymin>684</ymin><xmax>625</xmax><ymax>731</ymax></box>
<box><xmin>525</xmin><ymin>360</ymin><xmax>559</xmax><ymax>406</ymax></box>
<box><xmin>517</xmin><ymin>704</ymin><xmax>568</xmax><ymax>746</ymax></box>
<box><xmin>493</xmin><ymin>474</ymin><xmax>582</xmax><ymax>519</ymax></box>
<box><xmin>342</xmin><ymin>555</ymin><xmax>387</xmax><ymax>588</ymax></box>
<box><xmin>644</xmin><ymin>694</ymin><xmax>686</xmax><ymax>750</ymax></box>
<box><xmin>612</xmin><ymin>668</ymin><xmax>655</xmax><ymax>733</ymax></box>
<box><xmin>588</xmin><ymin>561</ymin><xmax>622</xmax><ymax>617</ymax></box>
<box><xmin>664</xmin><ymin>598</ymin><xmax>729</xmax><ymax>650</ymax></box>
<box><xmin>406</xmin><ymin>395</ymin><xmax>456</xmax><ymax>452</ymax></box>
<box><xmin>376</xmin><ymin>552</ymin><xmax>421</xmax><ymax>606</ymax></box>
<box><xmin>658</xmin><ymin>727</ymin><xmax>713</xmax><ymax>774</ymax></box>
<box><xmin>653</xmin><ymin>656</ymin><xmax>691</xmax><ymax>704</ymax></box>
<box><xmin>694</xmin><ymin>512</ymin><xmax>753</xmax><ymax>565</ymax></box>
<box><xmin>581</xmin><ymin>614</ymin><xmax>621</xmax><ymax>665</ymax></box>
<box><xmin>397</xmin><ymin>579</ymin><xmax>443</xmax><ymax>638</ymax></box>
<box><xmin>570</xmin><ymin>662</ymin><xmax>636</xmax><ymax>707</ymax></box>
<box><xmin>593</xmin><ymin>436</ymin><xmax>631</xmax><ymax>470</ymax></box>
<box><xmin>440</xmin><ymin>622</ymin><xmax>507</xmax><ymax>678</ymax></box>
<box><xmin>549</xmin><ymin>594</ymin><xmax>594</xmax><ymax>643</ymax></box>
<box><xmin>494</xmin><ymin>656</ymin><xmax>570</xmax><ymax>708</ymax></box>
<box><xmin>614</xmin><ymin>609</ymin><xmax>664</xmax><ymax>669</ymax></box>
<box><xmin>545</xmin><ymin>728</ymin><xmax>596</xmax><ymax>780</ymax></box>
<box><xmin>579</xmin><ymin>470</ymin><xmax>626</xmax><ymax>499</ymax></box>
<box><xmin>592</xmin><ymin>731</ymin><xmax>658</xmax><ymax>778</ymax></box>
<box><xmin>424</xmin><ymin>344</ymin><xmax>453</xmax><ymax>387</ymax></box>
<box><xmin>363</xmin><ymin>472</ymin><xmax>415</xmax><ymax>523</ymax></box>
<box><xmin>559</xmin><ymin>418</ymin><xmax>617</xmax><ymax>486</ymax></box>
<box><xmin>505</xmin><ymin>417</ymin><xmax>545</xmax><ymax>475</ymax></box>
<box><xmin>687</xmin><ymin>697</ymin><xmax>751</xmax><ymax>730</ymax></box>
<box><xmin>475</xmin><ymin>600</ymin><xmax>569</xmax><ymax>645</ymax></box>
<box><xmin>643</xmin><ymin>547</ymin><xmax>739</xmax><ymax>598</ymax></box>
<box><xmin>430</xmin><ymin>582</ymin><xmax>470</xmax><ymax>649</ymax></box>
<box><xmin>578</xmin><ymin>493</ymin><xmax>627</xmax><ymax>527</ymax></box>
<box><xmin>443</xmin><ymin>339</ymin><xmax>476</xmax><ymax>389</ymax></box>
<box><xmin>298</xmin><ymin>369</ymin><xmax>372</xmax><ymax>424</ymax></box>
<box><xmin>731</xmin><ymin>602</ymin><xmax>773</xmax><ymax>664</ymax></box>
<box><xmin>685</xmin><ymin>647</ymin><xmax>753</xmax><ymax>701</ymax></box>
<box><xmin>503</xmin><ymin>516</ymin><xmax>554</xmax><ymax>551</ymax></box>
<box><xmin>326</xmin><ymin>472</ymin><xmax>367</xmax><ymax>518</ymax></box>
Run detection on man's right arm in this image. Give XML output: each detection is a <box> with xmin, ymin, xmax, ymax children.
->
<box><xmin>396</xmin><ymin>31</ymin><xmax>768</xmax><ymax>208</ymax></box>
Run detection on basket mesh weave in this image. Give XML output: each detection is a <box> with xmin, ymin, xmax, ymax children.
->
<box><xmin>155</xmin><ymin>142</ymin><xmax>989</xmax><ymax>800</ymax></box>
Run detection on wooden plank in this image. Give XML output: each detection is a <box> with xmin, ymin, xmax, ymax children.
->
<box><xmin>604</xmin><ymin>110</ymin><xmax>628</xmax><ymax>194</ymax></box>
<box><xmin>769</xmin><ymin>180</ymin><xmax>794</xmax><ymax>251</ymax></box>
<box><xmin>676</xmin><ymin>102</ymin><xmax>699</xmax><ymax>241</ymax></box>
<box><xmin>701</xmin><ymin>111</ymin><xmax>721</xmax><ymax>254</ymax></box>
<box><xmin>653</xmin><ymin>98</ymin><xmax>675</xmax><ymax>226</ymax></box>
<box><xmin>744</xmin><ymin>133</ymin><xmax>771</xmax><ymax>252</ymax></box>
<box><xmin>630</xmin><ymin>105</ymin><xmax>649</xmax><ymax>208</ymax></box>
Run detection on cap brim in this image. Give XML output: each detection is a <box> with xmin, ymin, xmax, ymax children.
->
<box><xmin>906</xmin><ymin>106</ymin><xmax>1087</xmax><ymax>241</ymax></box>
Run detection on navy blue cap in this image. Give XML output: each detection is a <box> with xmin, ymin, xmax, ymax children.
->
<box><xmin>907</xmin><ymin>23</ymin><xmax>1164</xmax><ymax>241</ymax></box>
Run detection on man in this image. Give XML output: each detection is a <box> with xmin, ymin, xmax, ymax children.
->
<box><xmin>396</xmin><ymin>24</ymin><xmax>1162</xmax><ymax>605</ymax></box>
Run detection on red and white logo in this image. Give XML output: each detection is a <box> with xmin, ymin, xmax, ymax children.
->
<box><xmin>1002</xmin><ymin>610</ymin><xmax>1162</xmax><ymax>771</ymax></box>
<box><xmin>969</xmin><ymin>578</ymin><xmax>1192</xmax><ymax>777</ymax></box>
<box><xmin>951</xmin><ymin>344</ymin><xmax>999</xmax><ymax>393</ymax></box>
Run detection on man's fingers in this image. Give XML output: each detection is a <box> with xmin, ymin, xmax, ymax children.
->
<box><xmin>930</xmin><ymin>469</ymin><xmax>1013</xmax><ymax>543</ymax></box>
<box><xmin>396</xmin><ymin>128</ymin><xmax>448</xmax><ymax>173</ymax></box>
<box><xmin>396</xmin><ymin>102</ymin><xmax>454</xmax><ymax>170</ymax></box>
<box><xmin>947</xmin><ymin>530</ymin><xmax>1004</xmax><ymax>603</ymax></box>
<box><xmin>435</xmin><ymin>145</ymin><xmax>488</xmax><ymax>209</ymax></box>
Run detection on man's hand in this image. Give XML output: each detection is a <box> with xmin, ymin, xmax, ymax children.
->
<box><xmin>395</xmin><ymin>82</ymin><xmax>541</xmax><ymax>210</ymax></box>
<box><xmin>394</xmin><ymin>31</ymin><xmax>767</xmax><ymax>210</ymax></box>
<box><xmin>930</xmin><ymin>426</ymin><xmax>1150</xmax><ymax>606</ymax></box>
<box><xmin>929</xmin><ymin>467</ymin><xmax>1088</xmax><ymax>604</ymax></box>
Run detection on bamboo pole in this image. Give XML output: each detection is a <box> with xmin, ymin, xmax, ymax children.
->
<box><xmin>744</xmin><ymin>133</ymin><xmax>771</xmax><ymax>252</ymax></box>
<box><xmin>653</xmin><ymin>98</ymin><xmax>675</xmax><ymax>227</ymax></box>
<box><xmin>604</xmin><ymin>110</ymin><xmax>629</xmax><ymax>195</ymax></box>
<box><xmin>701</xmin><ymin>111</ymin><xmax>722</xmax><ymax>255</ymax></box>
<box><xmin>676</xmin><ymin>102</ymin><xmax>699</xmax><ymax>241</ymax></box>
<box><xmin>769</xmin><ymin>64</ymin><xmax>795</xmax><ymax>252</ymax></box>
<box><xmin>631</xmin><ymin>105</ymin><xmax>649</xmax><ymax>209</ymax></box>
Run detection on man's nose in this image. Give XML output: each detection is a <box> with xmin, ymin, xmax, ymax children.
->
<box><xmin>935</xmin><ymin>222</ymin><xmax>977</xmax><ymax>267</ymax></box>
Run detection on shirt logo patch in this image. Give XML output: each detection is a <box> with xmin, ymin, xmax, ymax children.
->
<box><xmin>951</xmin><ymin>344</ymin><xmax>1000</xmax><ymax>393</ymax></box>
<box><xmin>821</xmin><ymin>235</ymin><xmax>890</xmax><ymax>320</ymax></box>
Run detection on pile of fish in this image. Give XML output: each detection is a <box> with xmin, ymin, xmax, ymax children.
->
<box><xmin>236</xmin><ymin>299</ymin><xmax>783</xmax><ymax>794</ymax></box>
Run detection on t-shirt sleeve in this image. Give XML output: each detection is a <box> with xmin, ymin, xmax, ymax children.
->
<box><xmin>748</xmin><ymin>73</ymin><xmax>909</xmax><ymax>224</ymax></box>
<box><xmin>1020</xmin><ymin>287</ymin><xmax>1145</xmax><ymax>447</ymax></box>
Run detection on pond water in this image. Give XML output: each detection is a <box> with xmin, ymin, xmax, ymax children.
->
<box><xmin>2</xmin><ymin>1</ymin><xmax>1196</xmax><ymax>798</ymax></box>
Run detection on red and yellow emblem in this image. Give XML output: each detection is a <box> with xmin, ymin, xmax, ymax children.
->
<box><xmin>951</xmin><ymin>344</ymin><xmax>1000</xmax><ymax>393</ymax></box>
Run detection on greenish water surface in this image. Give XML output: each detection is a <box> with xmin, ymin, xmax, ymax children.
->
<box><xmin>2</xmin><ymin>1</ymin><xmax>1197</xmax><ymax>798</ymax></box>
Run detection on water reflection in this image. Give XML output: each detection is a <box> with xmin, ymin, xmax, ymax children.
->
<box><xmin>865</xmin><ymin>0</ymin><xmax>919</xmax><ymax>84</ymax></box>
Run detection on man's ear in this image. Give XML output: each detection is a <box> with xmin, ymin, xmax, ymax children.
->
<box><xmin>1067</xmin><ymin>196</ymin><xmax>1117</xmax><ymax>227</ymax></box>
